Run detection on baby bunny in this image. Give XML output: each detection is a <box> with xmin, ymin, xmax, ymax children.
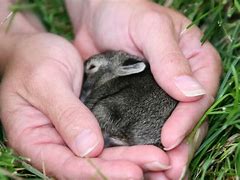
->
<box><xmin>80</xmin><ymin>51</ymin><xmax>178</xmax><ymax>147</ymax></box>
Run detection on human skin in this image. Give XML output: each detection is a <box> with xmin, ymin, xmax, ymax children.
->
<box><xmin>0</xmin><ymin>0</ymin><xmax>221</xmax><ymax>179</ymax></box>
<box><xmin>65</xmin><ymin>0</ymin><xmax>221</xmax><ymax>179</ymax></box>
<box><xmin>1</xmin><ymin>1</ymin><xmax>170</xmax><ymax>179</ymax></box>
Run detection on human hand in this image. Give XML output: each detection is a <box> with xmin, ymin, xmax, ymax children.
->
<box><xmin>0</xmin><ymin>33</ymin><xmax>171</xmax><ymax>179</ymax></box>
<box><xmin>66</xmin><ymin>0</ymin><xmax>222</xmax><ymax>178</ymax></box>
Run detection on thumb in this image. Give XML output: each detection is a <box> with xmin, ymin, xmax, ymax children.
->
<box><xmin>46</xmin><ymin>92</ymin><xmax>104</xmax><ymax>157</ymax></box>
<box><xmin>20</xmin><ymin>67</ymin><xmax>104</xmax><ymax>158</ymax></box>
<box><xmin>130</xmin><ymin>12</ymin><xmax>206</xmax><ymax>101</ymax></box>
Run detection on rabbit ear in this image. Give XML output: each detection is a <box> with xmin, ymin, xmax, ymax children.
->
<box><xmin>116</xmin><ymin>61</ymin><xmax>146</xmax><ymax>76</ymax></box>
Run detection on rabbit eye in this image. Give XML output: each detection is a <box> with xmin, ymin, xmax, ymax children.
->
<box><xmin>89</xmin><ymin>64</ymin><xmax>96</xmax><ymax>70</ymax></box>
<box><xmin>86</xmin><ymin>63</ymin><xmax>99</xmax><ymax>74</ymax></box>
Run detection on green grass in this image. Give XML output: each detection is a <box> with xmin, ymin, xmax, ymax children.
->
<box><xmin>0</xmin><ymin>0</ymin><xmax>239</xmax><ymax>179</ymax></box>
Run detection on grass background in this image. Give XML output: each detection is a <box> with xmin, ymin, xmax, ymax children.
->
<box><xmin>0</xmin><ymin>0</ymin><xmax>239</xmax><ymax>179</ymax></box>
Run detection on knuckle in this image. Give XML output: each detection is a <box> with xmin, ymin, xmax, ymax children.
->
<box><xmin>132</xmin><ymin>10</ymin><xmax>173</xmax><ymax>37</ymax></box>
<box><xmin>58</xmin><ymin>105</ymin><xmax>80</xmax><ymax>122</ymax></box>
<box><xmin>58</xmin><ymin>106</ymin><xmax>78</xmax><ymax>123</ymax></box>
<box><xmin>160</xmin><ymin>51</ymin><xmax>186</xmax><ymax>64</ymax></box>
<box><xmin>141</xmin><ymin>10</ymin><xmax>172</xmax><ymax>26</ymax></box>
<box><xmin>56</xmin><ymin>105</ymin><xmax>85</xmax><ymax>135</ymax></box>
<box><xmin>151</xmin><ymin>51</ymin><xmax>191</xmax><ymax>76</ymax></box>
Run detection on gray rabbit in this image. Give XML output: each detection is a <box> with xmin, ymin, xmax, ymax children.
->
<box><xmin>80</xmin><ymin>51</ymin><xmax>178</xmax><ymax>148</ymax></box>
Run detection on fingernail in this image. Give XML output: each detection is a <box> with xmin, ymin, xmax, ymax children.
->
<box><xmin>164</xmin><ymin>136</ymin><xmax>183</xmax><ymax>151</ymax></box>
<box><xmin>75</xmin><ymin>129</ymin><xmax>99</xmax><ymax>157</ymax></box>
<box><xmin>143</xmin><ymin>161</ymin><xmax>171</xmax><ymax>171</ymax></box>
<box><xmin>175</xmin><ymin>75</ymin><xmax>206</xmax><ymax>97</ymax></box>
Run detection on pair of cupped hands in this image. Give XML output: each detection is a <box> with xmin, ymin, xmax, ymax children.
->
<box><xmin>0</xmin><ymin>0</ymin><xmax>221</xmax><ymax>179</ymax></box>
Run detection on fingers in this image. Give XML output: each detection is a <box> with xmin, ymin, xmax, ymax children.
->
<box><xmin>23</xmin><ymin>73</ymin><xmax>104</xmax><ymax>157</ymax></box>
<box><xmin>130</xmin><ymin>11</ymin><xmax>206</xmax><ymax>102</ymax></box>
<box><xmin>29</xmin><ymin>144</ymin><xmax>143</xmax><ymax>179</ymax></box>
<box><xmin>1</xmin><ymin>34</ymin><xmax>105</xmax><ymax>158</ymax></box>
<box><xmin>145</xmin><ymin>122</ymin><xmax>208</xmax><ymax>180</ymax></box>
<box><xmin>145</xmin><ymin>142</ymin><xmax>189</xmax><ymax>180</ymax></box>
<box><xmin>161</xmin><ymin>95</ymin><xmax>213</xmax><ymax>149</ymax></box>
<box><xmin>179</xmin><ymin>23</ymin><xmax>222</xmax><ymax>97</ymax></box>
<box><xmin>26</xmin><ymin>138</ymin><xmax>143</xmax><ymax>179</ymax></box>
<box><xmin>46</xmin><ymin>90</ymin><xmax>104</xmax><ymax>158</ymax></box>
<box><xmin>1</xmin><ymin>100</ymin><xmax>143</xmax><ymax>179</ymax></box>
<box><xmin>165</xmin><ymin>122</ymin><xmax>208</xmax><ymax>179</ymax></box>
<box><xmin>161</xmin><ymin>39</ymin><xmax>221</xmax><ymax>149</ymax></box>
<box><xmin>100</xmin><ymin>145</ymin><xmax>170</xmax><ymax>172</ymax></box>
<box><xmin>188</xmin><ymin>42</ymin><xmax>222</xmax><ymax>97</ymax></box>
